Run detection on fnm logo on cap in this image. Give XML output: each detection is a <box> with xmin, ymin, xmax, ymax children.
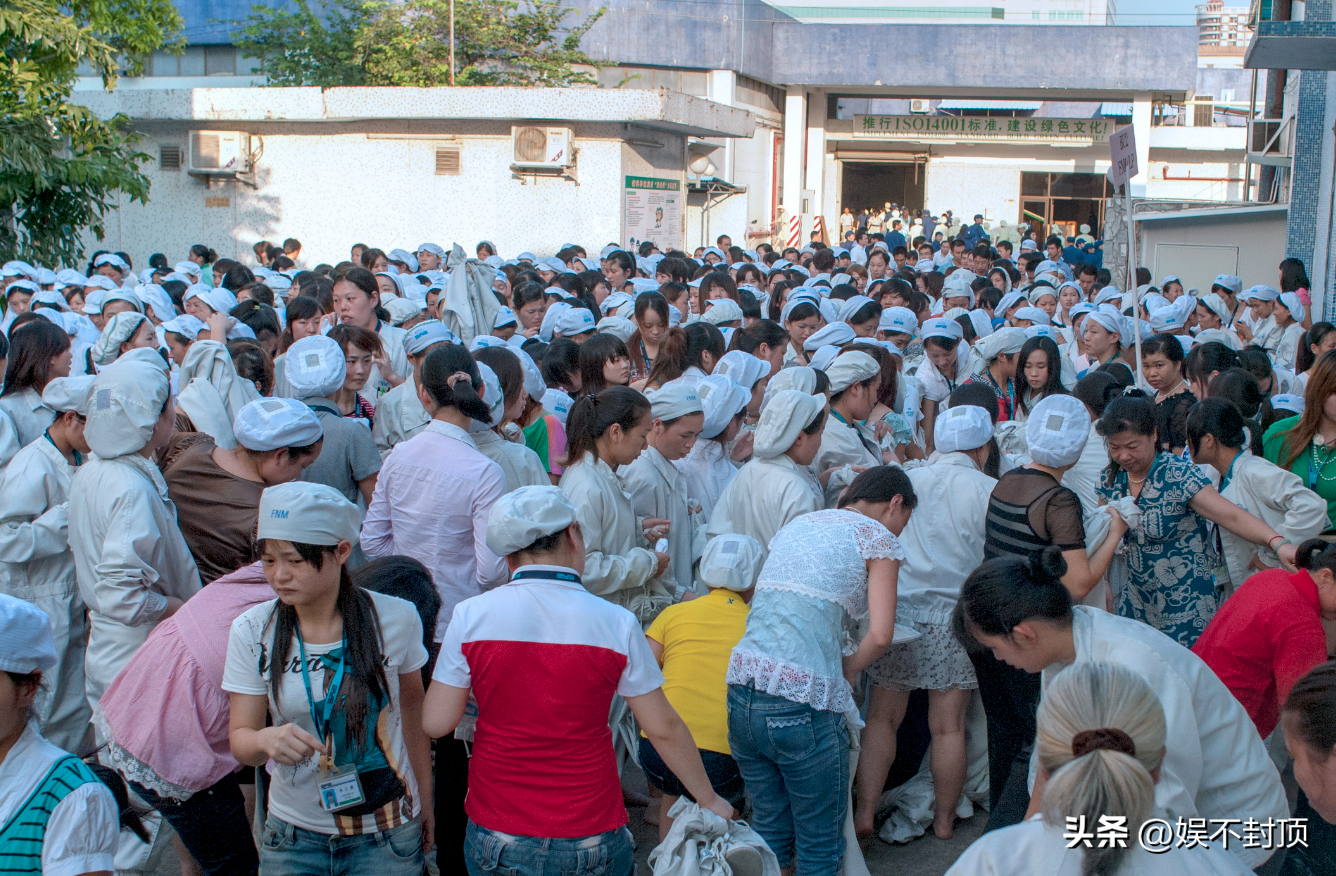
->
<box><xmin>270</xmin><ymin>510</ymin><xmax>290</xmax><ymax>518</ymax></box>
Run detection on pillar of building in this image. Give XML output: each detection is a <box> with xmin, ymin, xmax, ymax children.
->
<box><xmin>1131</xmin><ymin>92</ymin><xmax>1152</xmax><ymax>199</ymax></box>
<box><xmin>782</xmin><ymin>87</ymin><xmax>807</xmax><ymax>221</ymax></box>
<box><xmin>805</xmin><ymin>91</ymin><xmax>827</xmax><ymax>239</ymax></box>
<box><xmin>707</xmin><ymin>70</ymin><xmax>737</xmax><ymax>181</ymax></box>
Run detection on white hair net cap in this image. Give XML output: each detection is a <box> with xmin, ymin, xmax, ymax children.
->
<box><xmin>696</xmin><ymin>375</ymin><xmax>750</xmax><ymax>439</ymax></box>
<box><xmin>1212</xmin><ymin>274</ymin><xmax>1243</xmax><ymax>295</ymax></box>
<box><xmin>41</xmin><ymin>375</ymin><xmax>95</xmax><ymax>416</ymax></box>
<box><xmin>258</xmin><ymin>482</ymin><xmax>361</xmax><ymax>546</ymax></box>
<box><xmin>485</xmin><ymin>485</ymin><xmax>578</xmax><ymax>556</ymax></box>
<box><xmin>1279</xmin><ymin>291</ymin><xmax>1306</xmax><ymax>323</ymax></box>
<box><xmin>703</xmin><ymin>299</ymin><xmax>744</xmax><ymax>326</ymax></box>
<box><xmin>94</xmin><ymin>253</ymin><xmax>130</xmax><ymax>272</ymax></box>
<box><xmin>234</xmin><ymin>397</ymin><xmax>323</xmax><ymax>451</ymax></box>
<box><xmin>102</xmin><ymin>288</ymin><xmax>143</xmax><ymax>313</ymax></box>
<box><xmin>838</xmin><ymin>295</ymin><xmax>876</xmax><ymax>323</ymax></box>
<box><xmin>753</xmin><ymin>389</ymin><xmax>824</xmax><ymax>459</ymax></box>
<box><xmin>714</xmin><ymin>350</ymin><xmax>769</xmax><ymax>389</ymax></box>
<box><xmin>542</xmin><ymin>388</ymin><xmax>573</xmax><ymax>425</ymax></box>
<box><xmin>825</xmin><ymin>350</ymin><xmax>880</xmax><ymax>393</ymax></box>
<box><xmin>808</xmin><ymin>345</ymin><xmax>840</xmax><ymax>373</ymax></box>
<box><xmin>647</xmin><ymin>383</ymin><xmax>703</xmax><ymax>422</ymax></box>
<box><xmin>803</xmin><ymin>321</ymin><xmax>855</xmax><ymax>352</ymax></box>
<box><xmin>761</xmin><ymin>366</ymin><xmax>817</xmax><ymax>413</ymax></box>
<box><xmin>1241</xmin><ymin>284</ymin><xmax>1280</xmax><ymax>303</ymax></box>
<box><xmin>0</xmin><ymin>593</ymin><xmax>58</xmax><ymax>674</ymax></box>
<box><xmin>405</xmin><ymin>320</ymin><xmax>458</xmax><ymax>356</ymax></box>
<box><xmin>285</xmin><ymin>335</ymin><xmax>347</xmax><ymax>399</ymax></box>
<box><xmin>699</xmin><ymin>533</ymin><xmax>765</xmax><ymax>592</ymax></box>
<box><xmin>1013</xmin><ymin>306</ymin><xmax>1051</xmax><ymax>326</ymax></box>
<box><xmin>1195</xmin><ymin>328</ymin><xmax>1243</xmax><ymax>351</ymax></box>
<box><xmin>91</xmin><ymin>311</ymin><xmax>151</xmax><ymax>366</ymax></box>
<box><xmin>878</xmin><ymin>307</ymin><xmax>917</xmax><ymax>335</ymax></box>
<box><xmin>920</xmin><ymin>317</ymin><xmax>963</xmax><ymax>341</ymax></box>
<box><xmin>995</xmin><ymin>291</ymin><xmax>1026</xmax><ymax>314</ymax></box>
<box><xmin>935</xmin><ymin>404</ymin><xmax>993</xmax><ymax>453</ymax></box>
<box><xmin>160</xmin><ymin>314</ymin><xmax>206</xmax><ymax>340</ymax></box>
<box><xmin>1083</xmin><ymin>310</ymin><xmax>1123</xmax><ymax>340</ymax></box>
<box><xmin>173</xmin><ymin>260</ymin><xmax>202</xmax><ymax>277</ymax></box>
<box><xmin>136</xmin><ymin>284</ymin><xmax>176</xmax><ymax>321</ymax></box>
<box><xmin>539</xmin><ymin>301</ymin><xmax>571</xmax><ymax>343</ymax></box>
<box><xmin>86</xmin><ymin>348</ymin><xmax>171</xmax><ymax>458</ymax></box>
<box><xmin>667</xmin><ymin>305</ymin><xmax>683</xmax><ymax>328</ymax></box>
<box><xmin>383</xmin><ymin>296</ymin><xmax>423</xmax><ymax>326</ymax></box>
<box><xmin>509</xmin><ymin>347</ymin><xmax>545</xmax><ymax>403</ymax></box>
<box><xmin>1026</xmin><ymin>394</ymin><xmax>1092</xmax><ymax>467</ymax></box>
<box><xmin>493</xmin><ymin>307</ymin><xmax>518</xmax><ymax>329</ymax></box>
<box><xmin>1025</xmin><ymin>325</ymin><xmax>1063</xmax><ymax>343</ymax></box>
<box><xmin>969</xmin><ymin>309</ymin><xmax>995</xmax><ymax>339</ymax></box>
<box><xmin>1149</xmin><ymin>306</ymin><xmax>1185</xmax><ymax>333</ymax></box>
<box><xmin>1198</xmin><ymin>292</ymin><xmax>1232</xmax><ymax>325</ymax></box>
<box><xmin>555</xmin><ymin>307</ymin><xmax>596</xmax><ymax>337</ymax></box>
<box><xmin>470</xmin><ymin>361</ymin><xmax>505</xmax><ymax>434</ymax></box>
<box><xmin>1271</xmin><ymin>393</ymin><xmax>1305</xmax><ymax>416</ymax></box>
<box><xmin>596</xmin><ymin>316</ymin><xmax>636</xmax><ymax>342</ymax></box>
<box><xmin>185</xmin><ymin>285</ymin><xmax>238</xmax><ymax>315</ymax></box>
<box><xmin>975</xmin><ymin>326</ymin><xmax>1026</xmax><ymax>361</ymax></box>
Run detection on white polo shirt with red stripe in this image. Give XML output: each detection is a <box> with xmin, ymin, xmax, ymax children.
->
<box><xmin>433</xmin><ymin>564</ymin><xmax>665</xmax><ymax>838</ymax></box>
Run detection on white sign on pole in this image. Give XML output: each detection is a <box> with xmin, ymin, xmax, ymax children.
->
<box><xmin>1107</xmin><ymin>124</ymin><xmax>1138</xmax><ymax>188</ymax></box>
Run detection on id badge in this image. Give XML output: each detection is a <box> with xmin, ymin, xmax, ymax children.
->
<box><xmin>317</xmin><ymin>769</ymin><xmax>365</xmax><ymax>812</ymax></box>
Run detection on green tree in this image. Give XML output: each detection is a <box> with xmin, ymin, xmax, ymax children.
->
<box><xmin>0</xmin><ymin>0</ymin><xmax>182</xmax><ymax>265</ymax></box>
<box><xmin>231</xmin><ymin>0</ymin><xmax>604</xmax><ymax>89</ymax></box>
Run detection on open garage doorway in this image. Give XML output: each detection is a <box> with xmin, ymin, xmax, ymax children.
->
<box><xmin>841</xmin><ymin>162</ymin><xmax>926</xmax><ymax>218</ymax></box>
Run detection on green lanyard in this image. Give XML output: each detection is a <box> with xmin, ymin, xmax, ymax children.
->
<box><xmin>295</xmin><ymin>623</ymin><xmax>347</xmax><ymax>743</ymax></box>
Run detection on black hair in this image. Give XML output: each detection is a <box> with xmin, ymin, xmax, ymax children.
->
<box><xmin>352</xmin><ymin>556</ymin><xmax>441</xmax><ymax>683</ymax></box>
<box><xmin>1140</xmin><ymin>334</ymin><xmax>1184</xmax><ymax>369</ymax></box>
<box><xmin>578</xmin><ymin>332</ymin><xmax>631</xmax><ymax>395</ymax></box>
<box><xmin>542</xmin><ymin>337</ymin><xmax>581</xmax><ymax>391</ymax></box>
<box><xmin>222</xmin><ymin>264</ymin><xmax>255</xmax><ymax>292</ymax></box>
<box><xmin>1184</xmin><ymin>341</ymin><xmax>1241</xmax><ymax>386</ymax></box>
<box><xmin>227</xmin><ymin>339</ymin><xmax>276</xmax><ymax>397</ymax></box>
<box><xmin>1185</xmin><ymin>396</ymin><xmax>1247</xmax><ymax>458</ymax></box>
<box><xmin>923</xmin><ymin>335</ymin><xmax>961</xmax><ymax>354</ymax></box>
<box><xmin>1236</xmin><ymin>347</ymin><xmax>1275</xmax><ymax>390</ymax></box>
<box><xmin>953</xmin><ymin>547</ymin><xmax>1073</xmax><ymax>650</ymax></box>
<box><xmin>1284</xmin><ymin>660</ymin><xmax>1336</xmax><ymax>755</ymax></box>
<box><xmin>1280</xmin><ymin>257</ymin><xmax>1312</xmax><ymax>294</ymax></box>
<box><xmin>419</xmin><ymin>345</ymin><xmax>492</xmax><ymax>422</ymax></box>
<box><xmin>338</xmin><ymin>267</ymin><xmax>391</xmax><ymax>323</ymax></box>
<box><xmin>604</xmin><ymin>250</ymin><xmax>635</xmax><ymax>278</ymax></box>
<box><xmin>230</xmin><ymin>300</ymin><xmax>281</xmax><ymax>341</ymax></box>
<box><xmin>2</xmin><ymin>317</ymin><xmax>70</xmax><ymax>397</ymax></box>
<box><xmin>1207</xmin><ymin>367</ymin><xmax>1265</xmax><ymax>455</ymax></box>
<box><xmin>259</xmin><ymin>540</ymin><xmax>389</xmax><ymax>749</ymax></box>
<box><xmin>189</xmin><ymin>244</ymin><xmax>217</xmax><ymax>265</ymax></box>
<box><xmin>782</xmin><ymin>301</ymin><xmax>820</xmax><ymax>325</ymax></box>
<box><xmin>564</xmin><ymin>385</ymin><xmax>650</xmax><ymax>465</ymax></box>
<box><xmin>732</xmin><ymin>319</ymin><xmax>789</xmax><ymax>355</ymax></box>
<box><xmin>148</xmin><ymin>252</ymin><xmax>169</xmax><ymax>270</ymax></box>
<box><xmin>473</xmin><ymin>345</ymin><xmax>524</xmax><ymax>409</ymax></box>
<box><xmin>836</xmin><ymin>465</ymin><xmax>918</xmax><ymax>511</ymax></box>
<box><xmin>846</xmin><ymin>300</ymin><xmax>882</xmax><ymax>327</ymax></box>
<box><xmin>1073</xmin><ymin>372</ymin><xmax>1120</xmax><ymax>418</ymax></box>
<box><xmin>161</xmin><ymin>279</ymin><xmax>189</xmax><ymax>308</ymax></box>
<box><xmin>85</xmin><ymin>763</ymin><xmax>151</xmax><ymax>844</ymax></box>
<box><xmin>1017</xmin><ymin>336</ymin><xmax>1066</xmax><ymax>415</ymax></box>
<box><xmin>279</xmin><ymin>295</ymin><xmax>326</xmax><ymax>353</ymax></box>
<box><xmin>1096</xmin><ymin>391</ymin><xmax>1156</xmax><ymax>439</ymax></box>
<box><xmin>1298</xmin><ymin>322</ymin><xmax>1336</xmax><ymax>374</ymax></box>
<box><xmin>684</xmin><ymin>322</ymin><xmax>726</xmax><ymax>370</ymax></box>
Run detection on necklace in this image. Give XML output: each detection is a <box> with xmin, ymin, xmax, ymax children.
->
<box><xmin>1308</xmin><ymin>442</ymin><xmax>1336</xmax><ymax>491</ymax></box>
<box><xmin>1155</xmin><ymin>380</ymin><xmax>1186</xmax><ymax>402</ymax></box>
<box><xmin>1127</xmin><ymin>473</ymin><xmax>1147</xmax><ymax>486</ymax></box>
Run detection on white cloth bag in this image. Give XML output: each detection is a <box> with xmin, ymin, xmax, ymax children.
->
<box><xmin>648</xmin><ymin>798</ymin><xmax>782</xmax><ymax>876</ymax></box>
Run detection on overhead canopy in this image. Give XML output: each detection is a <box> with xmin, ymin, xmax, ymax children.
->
<box><xmin>936</xmin><ymin>100</ymin><xmax>1043</xmax><ymax>110</ymax></box>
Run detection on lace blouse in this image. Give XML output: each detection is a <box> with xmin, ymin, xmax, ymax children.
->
<box><xmin>727</xmin><ymin>508</ymin><xmax>906</xmax><ymax>728</ymax></box>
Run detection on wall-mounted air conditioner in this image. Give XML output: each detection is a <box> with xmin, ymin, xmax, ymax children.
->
<box><xmin>910</xmin><ymin>99</ymin><xmax>931</xmax><ymax>114</ymax></box>
<box><xmin>189</xmin><ymin>131</ymin><xmax>251</xmax><ymax>174</ymax></box>
<box><xmin>512</xmin><ymin>127</ymin><xmax>574</xmax><ymax>168</ymax></box>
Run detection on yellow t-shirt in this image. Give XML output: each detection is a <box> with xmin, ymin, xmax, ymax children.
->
<box><xmin>644</xmin><ymin>588</ymin><xmax>750</xmax><ymax>755</ymax></box>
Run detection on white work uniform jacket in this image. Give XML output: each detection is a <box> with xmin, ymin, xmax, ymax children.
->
<box><xmin>0</xmin><ymin>387</ymin><xmax>54</xmax><ymax>474</ymax></box>
<box><xmin>675</xmin><ymin>438</ymin><xmax>740</xmax><ymax>521</ymax></box>
<box><xmin>558</xmin><ymin>452</ymin><xmax>668</xmax><ymax>623</ymax></box>
<box><xmin>1249</xmin><ymin>314</ymin><xmax>1280</xmax><ymax>354</ymax></box>
<box><xmin>895</xmin><ymin>452</ymin><xmax>995</xmax><ymax>624</ymax></box>
<box><xmin>706</xmin><ymin>454</ymin><xmax>822</xmax><ymax>561</ymax></box>
<box><xmin>0</xmin><ymin>437</ymin><xmax>88</xmax><ymax>751</ymax></box>
<box><xmin>945</xmin><ymin>813</ymin><xmax>1252</xmax><ymax>876</ymax></box>
<box><xmin>69</xmin><ymin>453</ymin><xmax>201</xmax><ymax>723</ymax></box>
<box><xmin>1216</xmin><ymin>451</ymin><xmax>1327</xmax><ymax>593</ymax></box>
<box><xmin>622</xmin><ymin>445</ymin><xmax>703</xmax><ymax>596</ymax></box>
<box><xmin>813</xmin><ymin>411</ymin><xmax>882</xmax><ymax>507</ymax></box>
<box><xmin>472</xmin><ymin>429</ymin><xmax>548</xmax><ymax>493</ymax></box>
<box><xmin>1274</xmin><ymin>321</ymin><xmax>1306</xmax><ymax>372</ymax></box>
<box><xmin>371</xmin><ymin>379</ymin><xmax>431</xmax><ymax>458</ymax></box>
<box><xmin>1038</xmin><ymin>606</ymin><xmax>1288</xmax><ymax>871</ymax></box>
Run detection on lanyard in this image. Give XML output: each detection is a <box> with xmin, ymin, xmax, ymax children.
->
<box><xmin>511</xmin><ymin>568</ymin><xmax>583</xmax><ymax>585</ymax></box>
<box><xmin>1309</xmin><ymin>442</ymin><xmax>1336</xmax><ymax>491</ymax></box>
<box><xmin>1218</xmin><ymin>451</ymin><xmax>1242</xmax><ymax>494</ymax></box>
<box><xmin>43</xmin><ymin>432</ymin><xmax>81</xmax><ymax>466</ymax></box>
<box><xmin>295</xmin><ymin>624</ymin><xmax>347</xmax><ymax>743</ymax></box>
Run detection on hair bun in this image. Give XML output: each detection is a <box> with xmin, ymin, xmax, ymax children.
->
<box><xmin>1072</xmin><ymin>727</ymin><xmax>1137</xmax><ymax>759</ymax></box>
<box><xmin>1035</xmin><ymin>545</ymin><xmax>1069</xmax><ymax>581</ymax></box>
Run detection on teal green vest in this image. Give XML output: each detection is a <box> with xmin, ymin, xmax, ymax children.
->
<box><xmin>0</xmin><ymin>755</ymin><xmax>102</xmax><ymax>874</ymax></box>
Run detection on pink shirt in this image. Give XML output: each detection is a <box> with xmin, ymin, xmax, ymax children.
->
<box><xmin>361</xmin><ymin>420</ymin><xmax>508</xmax><ymax>640</ymax></box>
<box><xmin>98</xmin><ymin>563</ymin><xmax>274</xmax><ymax>798</ymax></box>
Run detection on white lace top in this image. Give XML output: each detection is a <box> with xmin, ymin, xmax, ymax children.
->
<box><xmin>727</xmin><ymin>508</ymin><xmax>905</xmax><ymax>728</ymax></box>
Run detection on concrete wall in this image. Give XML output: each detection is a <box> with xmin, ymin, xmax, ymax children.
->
<box><xmin>1138</xmin><ymin>206</ymin><xmax>1289</xmax><ymax>298</ymax></box>
<box><xmin>923</xmin><ymin>160</ymin><xmax>1023</xmax><ymax>227</ymax></box>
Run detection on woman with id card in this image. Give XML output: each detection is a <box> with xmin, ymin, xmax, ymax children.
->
<box><xmin>225</xmin><ymin>481</ymin><xmax>432</xmax><ymax>875</ymax></box>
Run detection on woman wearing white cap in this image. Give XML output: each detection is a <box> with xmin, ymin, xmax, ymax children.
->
<box><xmin>370</xmin><ymin>320</ymin><xmax>454</xmax><ymax>458</ymax></box>
<box><xmin>622</xmin><ymin>384</ymin><xmax>706</xmax><ymax>599</ymax></box>
<box><xmin>69</xmin><ymin>349</ymin><xmax>202</xmax><ymax>726</ymax></box>
<box><xmin>558</xmin><ymin>387</ymin><xmax>672</xmax><ymax>623</ymax></box>
<box><xmin>675</xmin><ymin>375</ymin><xmax>751</xmax><ymax>521</ymax></box>
<box><xmin>468</xmin><ymin>351</ymin><xmax>548</xmax><ymax>492</ymax></box>
<box><xmin>706</xmin><ymin>389</ymin><xmax>827</xmax><ymax>562</ymax></box>
<box><xmin>813</xmin><ymin>351</ymin><xmax>883</xmax><ymax>506</ymax></box>
<box><xmin>855</xmin><ymin>405</ymin><xmax>996</xmax><ymax>842</ymax></box>
<box><xmin>727</xmin><ymin>467</ymin><xmax>914</xmax><ymax>876</ymax></box>
<box><xmin>0</xmin><ymin>593</ymin><xmax>119</xmax><ymax>875</ymax></box>
<box><xmin>916</xmin><ymin>317</ymin><xmax>966</xmax><ymax>454</ymax></box>
<box><xmin>1274</xmin><ymin>291</ymin><xmax>1307</xmax><ymax>372</ymax></box>
<box><xmin>0</xmin><ymin>376</ymin><xmax>93</xmax><ymax>752</ymax></box>
<box><xmin>944</xmin><ymin>663</ymin><xmax>1254</xmax><ymax>876</ymax></box>
<box><xmin>88</xmin><ymin>311</ymin><xmax>157</xmax><ymax>370</ymax></box>
<box><xmin>225</xmin><ymin>482</ymin><xmax>432</xmax><ymax>874</ymax></box>
<box><xmin>1082</xmin><ymin>310</ymin><xmax>1134</xmax><ymax>385</ymax></box>
<box><xmin>0</xmin><ymin>317</ymin><xmax>70</xmax><ymax>474</ymax></box>
<box><xmin>331</xmin><ymin>268</ymin><xmax>410</xmax><ymax>401</ymax></box>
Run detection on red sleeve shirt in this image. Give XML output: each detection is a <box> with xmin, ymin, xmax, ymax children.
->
<box><xmin>1192</xmin><ymin>568</ymin><xmax>1329</xmax><ymax>737</ymax></box>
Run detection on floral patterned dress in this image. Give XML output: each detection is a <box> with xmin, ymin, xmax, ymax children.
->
<box><xmin>1098</xmin><ymin>453</ymin><xmax>1216</xmax><ymax>647</ymax></box>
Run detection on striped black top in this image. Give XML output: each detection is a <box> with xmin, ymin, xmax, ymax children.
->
<box><xmin>983</xmin><ymin>467</ymin><xmax>1087</xmax><ymax>563</ymax></box>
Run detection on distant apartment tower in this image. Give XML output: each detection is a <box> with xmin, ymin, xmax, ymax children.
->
<box><xmin>764</xmin><ymin>0</ymin><xmax>1114</xmax><ymax>24</ymax></box>
<box><xmin>1196</xmin><ymin>0</ymin><xmax>1252</xmax><ymax>47</ymax></box>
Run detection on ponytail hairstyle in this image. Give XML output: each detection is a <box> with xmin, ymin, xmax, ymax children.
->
<box><xmin>189</xmin><ymin>244</ymin><xmax>217</xmax><ymax>265</ymax></box>
<box><xmin>577</xmin><ymin>332</ymin><xmax>632</xmax><ymax>395</ymax></box>
<box><xmin>954</xmin><ymin>546</ymin><xmax>1074</xmax><ymax>651</ymax></box>
<box><xmin>644</xmin><ymin>327</ymin><xmax>688</xmax><ymax>389</ymax></box>
<box><xmin>1284</xmin><ymin>660</ymin><xmax>1336</xmax><ymax>760</ymax></box>
<box><xmin>731</xmin><ymin>319</ymin><xmax>790</xmax><ymax>356</ymax></box>
<box><xmin>685</xmin><ymin>322</ymin><xmax>726</xmax><ymax>371</ymax></box>
<box><xmin>419</xmin><ymin>344</ymin><xmax>492</xmax><ymax>423</ymax></box>
<box><xmin>1297</xmin><ymin>322</ymin><xmax>1336</xmax><ymax>375</ymax></box>
<box><xmin>260</xmin><ymin>540</ymin><xmax>389</xmax><ymax>749</ymax></box>
<box><xmin>564</xmin><ymin>385</ymin><xmax>651</xmax><ymax>465</ymax></box>
<box><xmin>1184</xmin><ymin>396</ymin><xmax>1248</xmax><ymax>459</ymax></box>
<box><xmin>836</xmin><ymin>465</ymin><xmax>918</xmax><ymax>511</ymax></box>
<box><xmin>1036</xmin><ymin>663</ymin><xmax>1167</xmax><ymax>876</ymax></box>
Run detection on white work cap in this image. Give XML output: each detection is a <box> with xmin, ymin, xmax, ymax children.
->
<box><xmin>234</xmin><ymin>397</ymin><xmax>323</xmax><ymax>451</ymax></box>
<box><xmin>86</xmin><ymin>348</ymin><xmax>171</xmax><ymax>458</ymax></box>
<box><xmin>185</xmin><ymin>284</ymin><xmax>238</xmax><ymax>315</ymax></box>
<box><xmin>1195</xmin><ymin>328</ymin><xmax>1243</xmax><ymax>350</ymax></box>
<box><xmin>383</xmin><ymin>296</ymin><xmax>423</xmax><ymax>326</ymax></box>
<box><xmin>514</xmin><ymin>347</ymin><xmax>545</xmax><ymax>402</ymax></box>
<box><xmin>137</xmin><ymin>284</ymin><xmax>176</xmax><ymax>321</ymax></box>
<box><xmin>713</xmin><ymin>350</ymin><xmax>769</xmax><ymax>389</ymax></box>
<box><xmin>969</xmin><ymin>310</ymin><xmax>995</xmax><ymax>339</ymax></box>
<box><xmin>93</xmin><ymin>253</ymin><xmax>130</xmax><ymax>272</ymax></box>
<box><xmin>1240</xmin><ymin>284</ymin><xmax>1279</xmax><ymax>303</ymax></box>
<box><xmin>603</xmin><ymin>291</ymin><xmax>638</xmax><ymax>316</ymax></box>
<box><xmin>0</xmin><ymin>594</ymin><xmax>57</xmax><ymax>674</ymax></box>
<box><xmin>388</xmin><ymin>249</ymin><xmax>419</xmax><ymax>272</ymax></box>
<box><xmin>825</xmin><ymin>350</ymin><xmax>880</xmax><ymax>393</ymax></box>
<box><xmin>285</xmin><ymin>335</ymin><xmax>346</xmax><ymax>399</ymax></box>
<box><xmin>1278</xmin><ymin>291</ymin><xmax>1306</xmax><ymax>323</ymax></box>
<box><xmin>975</xmin><ymin>326</ymin><xmax>1026</xmax><ymax>360</ymax></box>
<box><xmin>173</xmin><ymin>261</ymin><xmax>202</xmax><ymax>278</ymax></box>
<box><xmin>161</xmin><ymin>314</ymin><xmax>207</xmax><ymax>340</ymax></box>
<box><xmin>405</xmin><ymin>320</ymin><xmax>458</xmax><ymax>355</ymax></box>
<box><xmin>1149</xmin><ymin>306</ymin><xmax>1185</xmax><ymax>333</ymax></box>
<box><xmin>995</xmin><ymin>291</ymin><xmax>1026</xmax><ymax>314</ymax></box>
<box><xmin>920</xmin><ymin>317</ymin><xmax>963</xmax><ymax>341</ymax></box>
<box><xmin>838</xmin><ymin>295</ymin><xmax>877</xmax><ymax>323</ymax></box>
<box><xmin>1083</xmin><ymin>310</ymin><xmax>1123</xmax><ymax>340</ymax></box>
<box><xmin>542</xmin><ymin>388</ymin><xmax>574</xmax><ymax>424</ymax></box>
<box><xmin>703</xmin><ymin>299</ymin><xmax>744</xmax><ymax>326</ymax></box>
<box><xmin>753</xmin><ymin>389</ymin><xmax>824</xmax><ymax>459</ymax></box>
<box><xmin>258</xmin><ymin>482</ymin><xmax>361</xmax><ymax>546</ymax></box>
<box><xmin>102</xmin><ymin>288</ymin><xmax>143</xmax><ymax>313</ymax></box>
<box><xmin>1013</xmin><ymin>306</ymin><xmax>1050</xmax><ymax>326</ymax></box>
<box><xmin>803</xmin><ymin>321</ymin><xmax>855</xmax><ymax>352</ymax></box>
<box><xmin>471</xmin><ymin>361</ymin><xmax>505</xmax><ymax>434</ymax></box>
<box><xmin>878</xmin><ymin>306</ymin><xmax>917</xmax><ymax>335</ymax></box>
<box><xmin>55</xmin><ymin>269</ymin><xmax>87</xmax><ymax>288</ymax></box>
<box><xmin>417</xmin><ymin>243</ymin><xmax>446</xmax><ymax>258</ymax></box>
<box><xmin>1026</xmin><ymin>394</ymin><xmax>1092</xmax><ymax>467</ymax></box>
<box><xmin>1271</xmin><ymin>393</ymin><xmax>1304</xmax><ymax>416</ymax></box>
<box><xmin>696</xmin><ymin>375</ymin><xmax>750</xmax><ymax>439</ymax></box>
<box><xmin>647</xmin><ymin>383</ymin><xmax>703</xmax><ymax>422</ymax></box>
<box><xmin>808</xmin><ymin>345</ymin><xmax>840</xmax><ymax>372</ymax></box>
<box><xmin>41</xmin><ymin>375</ymin><xmax>95</xmax><ymax>416</ymax></box>
<box><xmin>699</xmin><ymin>534</ymin><xmax>764</xmax><ymax>592</ymax></box>
<box><xmin>30</xmin><ymin>288</ymin><xmax>68</xmax><ymax>311</ymax></box>
<box><xmin>493</xmin><ymin>307</ymin><xmax>518</xmax><ymax>329</ymax></box>
<box><xmin>91</xmin><ymin>311</ymin><xmax>151</xmax><ymax>366</ymax></box>
<box><xmin>1093</xmin><ymin>287</ymin><xmax>1123</xmax><ymax>307</ymax></box>
<box><xmin>1025</xmin><ymin>325</ymin><xmax>1063</xmax><ymax>342</ymax></box>
<box><xmin>667</xmin><ymin>305</ymin><xmax>683</xmax><ymax>328</ymax></box>
<box><xmin>539</xmin><ymin>302</ymin><xmax>571</xmax><ymax>343</ymax></box>
<box><xmin>485</xmin><ymin>485</ymin><xmax>578</xmax><ymax>556</ymax></box>
<box><xmin>596</xmin><ymin>316</ymin><xmax>636</xmax><ymax>342</ymax></box>
<box><xmin>1212</xmin><ymin>274</ymin><xmax>1243</xmax><ymax>295</ymax></box>
<box><xmin>935</xmin><ymin>404</ymin><xmax>993</xmax><ymax>453</ymax></box>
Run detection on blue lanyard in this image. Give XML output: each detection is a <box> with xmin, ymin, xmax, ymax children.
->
<box><xmin>295</xmin><ymin>624</ymin><xmax>347</xmax><ymax>743</ymax></box>
<box><xmin>1218</xmin><ymin>451</ymin><xmax>1242</xmax><ymax>494</ymax></box>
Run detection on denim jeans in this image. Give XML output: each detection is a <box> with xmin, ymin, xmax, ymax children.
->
<box><xmin>726</xmin><ymin>684</ymin><xmax>849</xmax><ymax>875</ymax></box>
<box><xmin>129</xmin><ymin>774</ymin><xmax>258</xmax><ymax>876</ymax></box>
<box><xmin>259</xmin><ymin>815</ymin><xmax>423</xmax><ymax>876</ymax></box>
<box><xmin>463</xmin><ymin>821</ymin><xmax>634</xmax><ymax>876</ymax></box>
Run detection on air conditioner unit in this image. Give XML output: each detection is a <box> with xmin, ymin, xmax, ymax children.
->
<box><xmin>512</xmin><ymin>127</ymin><xmax>574</xmax><ymax>168</ymax></box>
<box><xmin>909</xmin><ymin>99</ymin><xmax>931</xmax><ymax>114</ymax></box>
<box><xmin>189</xmin><ymin>131</ymin><xmax>251</xmax><ymax>174</ymax></box>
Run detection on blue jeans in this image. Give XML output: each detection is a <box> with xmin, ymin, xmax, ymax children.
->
<box><xmin>463</xmin><ymin>821</ymin><xmax>634</xmax><ymax>876</ymax></box>
<box><xmin>727</xmin><ymin>684</ymin><xmax>849</xmax><ymax>875</ymax></box>
<box><xmin>259</xmin><ymin>815</ymin><xmax>422</xmax><ymax>876</ymax></box>
<box><xmin>129</xmin><ymin>774</ymin><xmax>257</xmax><ymax>876</ymax></box>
